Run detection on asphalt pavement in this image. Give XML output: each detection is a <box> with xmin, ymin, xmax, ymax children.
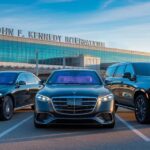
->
<box><xmin>0</xmin><ymin>108</ymin><xmax>150</xmax><ymax>150</ymax></box>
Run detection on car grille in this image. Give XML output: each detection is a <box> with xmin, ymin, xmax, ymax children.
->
<box><xmin>52</xmin><ymin>97</ymin><xmax>97</xmax><ymax>115</ymax></box>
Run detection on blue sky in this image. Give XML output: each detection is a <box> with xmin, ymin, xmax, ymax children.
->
<box><xmin>0</xmin><ymin>0</ymin><xmax>150</xmax><ymax>52</ymax></box>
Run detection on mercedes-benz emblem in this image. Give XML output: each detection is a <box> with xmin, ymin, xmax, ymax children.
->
<box><xmin>73</xmin><ymin>91</ymin><xmax>76</xmax><ymax>95</ymax></box>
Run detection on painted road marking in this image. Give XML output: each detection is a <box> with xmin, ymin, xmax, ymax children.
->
<box><xmin>0</xmin><ymin>132</ymin><xmax>82</xmax><ymax>143</ymax></box>
<box><xmin>116</xmin><ymin>114</ymin><xmax>150</xmax><ymax>142</ymax></box>
<box><xmin>0</xmin><ymin>115</ymin><xmax>33</xmax><ymax>139</ymax></box>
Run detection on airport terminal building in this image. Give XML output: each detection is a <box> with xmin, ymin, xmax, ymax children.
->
<box><xmin>0</xmin><ymin>27</ymin><xmax>150</xmax><ymax>71</ymax></box>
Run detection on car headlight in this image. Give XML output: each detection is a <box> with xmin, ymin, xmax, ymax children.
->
<box><xmin>0</xmin><ymin>93</ymin><xmax>3</xmax><ymax>97</ymax></box>
<box><xmin>36</xmin><ymin>94</ymin><xmax>51</xmax><ymax>102</ymax></box>
<box><xmin>98</xmin><ymin>94</ymin><xmax>114</xmax><ymax>102</ymax></box>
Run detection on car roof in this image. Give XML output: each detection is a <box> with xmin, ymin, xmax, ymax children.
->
<box><xmin>0</xmin><ymin>71</ymin><xmax>30</xmax><ymax>74</ymax></box>
<box><xmin>108</xmin><ymin>62</ymin><xmax>150</xmax><ymax>68</ymax></box>
<box><xmin>52</xmin><ymin>69</ymin><xmax>97</xmax><ymax>72</ymax></box>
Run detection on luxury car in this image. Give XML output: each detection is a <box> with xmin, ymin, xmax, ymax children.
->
<box><xmin>34</xmin><ymin>69</ymin><xmax>115</xmax><ymax>128</ymax></box>
<box><xmin>0</xmin><ymin>71</ymin><xmax>42</xmax><ymax>120</ymax></box>
<box><xmin>105</xmin><ymin>62</ymin><xmax>150</xmax><ymax>123</ymax></box>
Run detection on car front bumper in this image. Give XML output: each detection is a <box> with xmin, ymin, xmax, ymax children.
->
<box><xmin>34</xmin><ymin>99</ymin><xmax>115</xmax><ymax>126</ymax></box>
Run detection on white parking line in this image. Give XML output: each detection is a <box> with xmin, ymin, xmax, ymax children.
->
<box><xmin>116</xmin><ymin>114</ymin><xmax>150</xmax><ymax>142</ymax></box>
<box><xmin>0</xmin><ymin>132</ymin><xmax>80</xmax><ymax>143</ymax></box>
<box><xmin>0</xmin><ymin>115</ymin><xmax>33</xmax><ymax>139</ymax></box>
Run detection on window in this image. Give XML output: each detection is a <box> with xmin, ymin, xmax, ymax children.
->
<box><xmin>125</xmin><ymin>64</ymin><xmax>134</xmax><ymax>76</ymax></box>
<box><xmin>18</xmin><ymin>73</ymin><xmax>27</xmax><ymax>82</ymax></box>
<box><xmin>47</xmin><ymin>70</ymin><xmax>102</xmax><ymax>85</ymax></box>
<box><xmin>133</xmin><ymin>63</ymin><xmax>150</xmax><ymax>76</ymax></box>
<box><xmin>25</xmin><ymin>73</ymin><xmax>39</xmax><ymax>84</ymax></box>
<box><xmin>0</xmin><ymin>72</ymin><xmax>18</xmax><ymax>85</ymax></box>
<box><xmin>114</xmin><ymin>65</ymin><xmax>126</xmax><ymax>77</ymax></box>
<box><xmin>106</xmin><ymin>66</ymin><xmax>116</xmax><ymax>77</ymax></box>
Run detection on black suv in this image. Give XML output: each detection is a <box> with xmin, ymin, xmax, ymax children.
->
<box><xmin>105</xmin><ymin>62</ymin><xmax>150</xmax><ymax>123</ymax></box>
<box><xmin>0</xmin><ymin>71</ymin><xmax>42</xmax><ymax>120</ymax></box>
<box><xmin>34</xmin><ymin>69</ymin><xmax>115</xmax><ymax>128</ymax></box>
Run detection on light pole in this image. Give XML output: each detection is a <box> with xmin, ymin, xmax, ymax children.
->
<box><xmin>63</xmin><ymin>51</ymin><xmax>66</xmax><ymax>69</ymax></box>
<box><xmin>35</xmin><ymin>50</ymin><xmax>39</xmax><ymax>76</ymax></box>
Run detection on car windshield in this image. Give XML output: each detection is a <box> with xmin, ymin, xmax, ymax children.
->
<box><xmin>47</xmin><ymin>70</ymin><xmax>102</xmax><ymax>85</ymax></box>
<box><xmin>133</xmin><ymin>63</ymin><xmax>150</xmax><ymax>76</ymax></box>
<box><xmin>0</xmin><ymin>72</ymin><xmax>18</xmax><ymax>85</ymax></box>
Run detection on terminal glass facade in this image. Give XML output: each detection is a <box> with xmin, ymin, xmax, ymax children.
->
<box><xmin>0</xmin><ymin>39</ymin><xmax>150</xmax><ymax>65</ymax></box>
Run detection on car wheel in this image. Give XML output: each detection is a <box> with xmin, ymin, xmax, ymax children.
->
<box><xmin>135</xmin><ymin>94</ymin><xmax>150</xmax><ymax>124</ymax></box>
<box><xmin>0</xmin><ymin>96</ymin><xmax>14</xmax><ymax>120</ymax></box>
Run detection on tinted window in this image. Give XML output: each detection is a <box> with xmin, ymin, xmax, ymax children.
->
<box><xmin>47</xmin><ymin>71</ymin><xmax>102</xmax><ymax>85</ymax></box>
<box><xmin>17</xmin><ymin>73</ymin><xmax>27</xmax><ymax>83</ymax></box>
<box><xmin>133</xmin><ymin>63</ymin><xmax>150</xmax><ymax>76</ymax></box>
<box><xmin>25</xmin><ymin>73</ymin><xmax>39</xmax><ymax>84</ymax></box>
<box><xmin>125</xmin><ymin>64</ymin><xmax>134</xmax><ymax>76</ymax></box>
<box><xmin>106</xmin><ymin>66</ymin><xmax>116</xmax><ymax>77</ymax></box>
<box><xmin>0</xmin><ymin>72</ymin><xmax>18</xmax><ymax>85</ymax></box>
<box><xmin>114</xmin><ymin>65</ymin><xmax>126</xmax><ymax>77</ymax></box>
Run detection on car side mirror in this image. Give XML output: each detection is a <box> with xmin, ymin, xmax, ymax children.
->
<box><xmin>15</xmin><ymin>81</ymin><xmax>26</xmax><ymax>88</ymax></box>
<box><xmin>123</xmin><ymin>72</ymin><xmax>131</xmax><ymax>79</ymax></box>
<box><xmin>18</xmin><ymin>81</ymin><xmax>26</xmax><ymax>85</ymax></box>
<box><xmin>105</xmin><ymin>80</ymin><xmax>111</xmax><ymax>85</ymax></box>
<box><xmin>123</xmin><ymin>72</ymin><xmax>136</xmax><ymax>81</ymax></box>
<box><xmin>39</xmin><ymin>80</ymin><xmax>46</xmax><ymax>85</ymax></box>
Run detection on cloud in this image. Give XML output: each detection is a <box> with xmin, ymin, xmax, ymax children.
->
<box><xmin>67</xmin><ymin>23</ymin><xmax>150</xmax><ymax>52</ymax></box>
<box><xmin>39</xmin><ymin>0</ymin><xmax>74</xmax><ymax>3</ymax></box>
<box><xmin>0</xmin><ymin>1</ymin><xmax>150</xmax><ymax>52</ymax></box>
<box><xmin>102</xmin><ymin>0</ymin><xmax>115</xmax><ymax>9</ymax></box>
<box><xmin>76</xmin><ymin>2</ymin><xmax>150</xmax><ymax>25</ymax></box>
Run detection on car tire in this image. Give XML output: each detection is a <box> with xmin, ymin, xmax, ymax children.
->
<box><xmin>0</xmin><ymin>96</ymin><xmax>14</xmax><ymax>121</ymax></box>
<box><xmin>135</xmin><ymin>94</ymin><xmax>150</xmax><ymax>124</ymax></box>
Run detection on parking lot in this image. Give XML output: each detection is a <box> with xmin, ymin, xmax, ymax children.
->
<box><xmin>0</xmin><ymin>108</ymin><xmax>150</xmax><ymax>150</ymax></box>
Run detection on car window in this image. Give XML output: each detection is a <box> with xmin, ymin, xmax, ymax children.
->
<box><xmin>25</xmin><ymin>73</ymin><xmax>39</xmax><ymax>84</ymax></box>
<box><xmin>114</xmin><ymin>65</ymin><xmax>126</xmax><ymax>77</ymax></box>
<box><xmin>17</xmin><ymin>73</ymin><xmax>27</xmax><ymax>83</ymax></box>
<box><xmin>47</xmin><ymin>70</ymin><xmax>103</xmax><ymax>85</ymax></box>
<box><xmin>106</xmin><ymin>66</ymin><xmax>116</xmax><ymax>77</ymax></box>
<box><xmin>133</xmin><ymin>63</ymin><xmax>150</xmax><ymax>76</ymax></box>
<box><xmin>125</xmin><ymin>64</ymin><xmax>134</xmax><ymax>76</ymax></box>
<box><xmin>0</xmin><ymin>72</ymin><xmax>18</xmax><ymax>85</ymax></box>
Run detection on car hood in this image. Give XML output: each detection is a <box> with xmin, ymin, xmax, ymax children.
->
<box><xmin>38</xmin><ymin>84</ymin><xmax>111</xmax><ymax>98</ymax></box>
<box><xmin>0</xmin><ymin>85</ymin><xmax>14</xmax><ymax>95</ymax></box>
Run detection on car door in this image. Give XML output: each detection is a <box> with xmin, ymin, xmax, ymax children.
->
<box><xmin>25</xmin><ymin>73</ymin><xmax>42</xmax><ymax>105</ymax></box>
<box><xmin>110</xmin><ymin>64</ymin><xmax>126</xmax><ymax>105</ymax></box>
<box><xmin>121</xmin><ymin>64</ymin><xmax>136</xmax><ymax>107</ymax></box>
<box><xmin>13</xmin><ymin>73</ymin><xmax>31</xmax><ymax>108</ymax></box>
<box><xmin>105</xmin><ymin>65</ymin><xmax>117</xmax><ymax>89</ymax></box>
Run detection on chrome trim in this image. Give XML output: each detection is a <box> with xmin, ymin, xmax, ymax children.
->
<box><xmin>51</xmin><ymin>96</ymin><xmax>98</xmax><ymax>115</ymax></box>
<box><xmin>14</xmin><ymin>104</ymin><xmax>33</xmax><ymax>110</ymax></box>
<box><xmin>116</xmin><ymin>104</ymin><xmax>135</xmax><ymax>110</ymax></box>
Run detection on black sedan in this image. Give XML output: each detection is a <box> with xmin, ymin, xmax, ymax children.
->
<box><xmin>0</xmin><ymin>71</ymin><xmax>42</xmax><ymax>120</ymax></box>
<box><xmin>34</xmin><ymin>69</ymin><xmax>115</xmax><ymax>128</ymax></box>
